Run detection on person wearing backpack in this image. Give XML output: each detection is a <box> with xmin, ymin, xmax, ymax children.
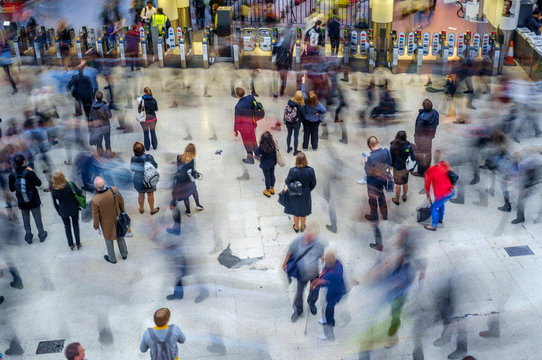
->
<box><xmin>89</xmin><ymin>90</ymin><xmax>113</xmax><ymax>156</ymax></box>
<box><xmin>284</xmin><ymin>90</ymin><xmax>305</xmax><ymax>155</ymax></box>
<box><xmin>304</xmin><ymin>20</ymin><xmax>324</xmax><ymax>57</ymax></box>
<box><xmin>8</xmin><ymin>154</ymin><xmax>47</xmax><ymax>244</ymax></box>
<box><xmin>131</xmin><ymin>141</ymin><xmax>160</xmax><ymax>215</ymax></box>
<box><xmin>51</xmin><ymin>170</ymin><xmax>83</xmax><ymax>250</ymax></box>
<box><xmin>140</xmin><ymin>308</ymin><xmax>186</xmax><ymax>360</ymax></box>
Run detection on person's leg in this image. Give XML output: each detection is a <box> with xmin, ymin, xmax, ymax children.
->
<box><xmin>193</xmin><ymin>190</ymin><xmax>202</xmax><ymax>207</ymax></box>
<box><xmin>149</xmin><ymin>121</ymin><xmax>158</xmax><ymax>150</ymax></box>
<box><xmin>294</xmin><ymin>279</ymin><xmax>307</xmax><ymax>315</ymax></box>
<box><xmin>4</xmin><ymin>65</ymin><xmax>17</xmax><ymax>91</ymax></box>
<box><xmin>147</xmin><ymin>191</ymin><xmax>156</xmax><ymax>211</ymax></box>
<box><xmin>104</xmin><ymin>126</ymin><xmax>112</xmax><ymax>152</ymax></box>
<box><xmin>72</xmin><ymin>215</ymin><xmax>80</xmax><ymax>246</ymax></box>
<box><xmin>389</xmin><ymin>295</ymin><xmax>406</xmax><ymax>336</ymax></box>
<box><xmin>293</xmin><ymin>123</ymin><xmax>301</xmax><ymax>153</ymax></box>
<box><xmin>286</xmin><ymin>125</ymin><xmax>293</xmax><ymax>151</ymax></box>
<box><xmin>394</xmin><ymin>184</ymin><xmax>401</xmax><ymax>202</ymax></box>
<box><xmin>138</xmin><ymin>192</ymin><xmax>145</xmax><ymax>212</ymax></box>
<box><xmin>300</xmin><ymin>216</ymin><xmax>306</xmax><ymax>230</ymax></box>
<box><xmin>377</xmin><ymin>186</ymin><xmax>388</xmax><ymax>219</ymax></box>
<box><xmin>402</xmin><ymin>183</ymin><xmax>408</xmax><ymax>200</ymax></box>
<box><xmin>240</xmin><ymin>131</ymin><xmax>255</xmax><ymax>160</ymax></box>
<box><xmin>367</xmin><ymin>185</ymin><xmax>378</xmax><ymax>220</ymax></box>
<box><xmin>311</xmin><ymin>122</ymin><xmax>320</xmax><ymax>149</ymax></box>
<box><xmin>31</xmin><ymin>207</ymin><xmax>46</xmax><ymax>240</ymax></box>
<box><xmin>293</xmin><ymin>215</ymin><xmax>300</xmax><ymax>230</ymax></box>
<box><xmin>302</xmin><ymin>121</ymin><xmax>310</xmax><ymax>150</ymax></box>
<box><xmin>323</xmin><ymin>302</ymin><xmax>336</xmax><ymax>340</ymax></box>
<box><xmin>141</xmin><ymin>122</ymin><xmax>150</xmax><ymax>151</ymax></box>
<box><xmin>515</xmin><ymin>187</ymin><xmax>528</xmax><ymax>222</ymax></box>
<box><xmin>184</xmin><ymin>198</ymin><xmax>191</xmax><ymax>214</ymax></box>
<box><xmin>270</xmin><ymin>166</ymin><xmax>276</xmax><ymax>189</ymax></box>
<box><xmin>279</xmin><ymin>69</ymin><xmax>287</xmax><ymax>96</ymax></box>
<box><xmin>307</xmin><ymin>281</ymin><xmax>319</xmax><ymax>310</ymax></box>
<box><xmin>21</xmin><ymin>209</ymin><xmax>33</xmax><ymax>242</ymax></box>
<box><xmin>170</xmin><ymin>205</ymin><xmax>181</xmax><ymax>234</ymax></box>
<box><xmin>104</xmin><ymin>239</ymin><xmax>117</xmax><ymax>263</ymax></box>
<box><xmin>117</xmin><ymin>237</ymin><xmax>128</xmax><ymax>259</ymax></box>
<box><xmin>61</xmin><ymin>216</ymin><xmax>74</xmax><ymax>248</ymax></box>
<box><xmin>263</xmin><ymin>168</ymin><xmax>271</xmax><ymax>190</ymax></box>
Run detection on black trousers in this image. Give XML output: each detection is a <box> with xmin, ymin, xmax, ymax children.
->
<box><xmin>278</xmin><ymin>68</ymin><xmax>288</xmax><ymax>96</ymax></box>
<box><xmin>61</xmin><ymin>215</ymin><xmax>80</xmax><ymax>247</ymax></box>
<box><xmin>262</xmin><ymin>166</ymin><xmax>276</xmax><ymax>189</ymax></box>
<box><xmin>294</xmin><ymin>278</ymin><xmax>319</xmax><ymax>314</ymax></box>
<box><xmin>367</xmin><ymin>184</ymin><xmax>387</xmax><ymax>220</ymax></box>
<box><xmin>302</xmin><ymin>120</ymin><xmax>320</xmax><ymax>150</ymax></box>
<box><xmin>286</xmin><ymin>122</ymin><xmax>301</xmax><ymax>152</ymax></box>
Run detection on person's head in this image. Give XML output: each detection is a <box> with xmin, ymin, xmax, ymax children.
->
<box><xmin>307</xmin><ymin>90</ymin><xmax>319</xmax><ymax>107</ymax></box>
<box><xmin>367</xmin><ymin>136</ymin><xmax>379</xmax><ymax>151</ymax></box>
<box><xmin>93</xmin><ymin>176</ymin><xmax>106</xmax><ymax>191</ymax></box>
<box><xmin>154</xmin><ymin>308</ymin><xmax>171</xmax><ymax>327</ymax></box>
<box><xmin>157</xmin><ymin>7</ymin><xmax>164</xmax><ymax>14</ymax></box>
<box><xmin>143</xmin><ymin>87</ymin><xmax>153</xmax><ymax>97</ymax></box>
<box><xmin>534</xmin><ymin>9</ymin><xmax>542</xmax><ymax>19</ymax></box>
<box><xmin>64</xmin><ymin>342</ymin><xmax>85</xmax><ymax>360</ymax></box>
<box><xmin>422</xmin><ymin>98</ymin><xmax>433</xmax><ymax>112</ymax></box>
<box><xmin>304</xmin><ymin>224</ymin><xmax>319</xmax><ymax>243</ymax></box>
<box><xmin>131</xmin><ymin>24</ymin><xmax>137</xmax><ymax>31</ymax></box>
<box><xmin>503</xmin><ymin>0</ymin><xmax>512</xmax><ymax>12</ymax></box>
<box><xmin>95</xmin><ymin>90</ymin><xmax>104</xmax><ymax>102</ymax></box>
<box><xmin>315</xmin><ymin>20</ymin><xmax>322</xmax><ymax>28</ymax></box>
<box><xmin>333</xmin><ymin>8</ymin><xmax>338</xmax><ymax>16</ymax></box>
<box><xmin>323</xmin><ymin>249</ymin><xmax>336</xmax><ymax>268</ymax></box>
<box><xmin>147</xmin><ymin>0</ymin><xmax>153</xmax><ymax>8</ymax></box>
<box><xmin>292</xmin><ymin>91</ymin><xmax>305</xmax><ymax>106</ymax></box>
<box><xmin>133</xmin><ymin>141</ymin><xmax>145</xmax><ymax>157</ymax></box>
<box><xmin>295</xmin><ymin>152</ymin><xmax>308</xmax><ymax>168</ymax></box>
<box><xmin>394</xmin><ymin>130</ymin><xmax>407</xmax><ymax>143</ymax></box>
<box><xmin>14</xmin><ymin>154</ymin><xmax>25</xmax><ymax>168</ymax></box>
<box><xmin>235</xmin><ymin>87</ymin><xmax>245</xmax><ymax>99</ymax></box>
<box><xmin>212</xmin><ymin>3</ymin><xmax>219</xmax><ymax>11</ymax></box>
<box><xmin>180</xmin><ymin>143</ymin><xmax>196</xmax><ymax>163</ymax></box>
<box><xmin>51</xmin><ymin>170</ymin><xmax>68</xmax><ymax>190</ymax></box>
<box><xmin>259</xmin><ymin>131</ymin><xmax>275</xmax><ymax>152</ymax></box>
<box><xmin>434</xmin><ymin>149</ymin><xmax>441</xmax><ymax>163</ymax></box>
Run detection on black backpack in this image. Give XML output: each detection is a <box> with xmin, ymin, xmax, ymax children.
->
<box><xmin>14</xmin><ymin>169</ymin><xmax>34</xmax><ymax>204</ymax></box>
<box><xmin>147</xmin><ymin>326</ymin><xmax>175</xmax><ymax>360</ymax></box>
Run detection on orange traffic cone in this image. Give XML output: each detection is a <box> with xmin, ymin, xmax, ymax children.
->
<box><xmin>504</xmin><ymin>41</ymin><xmax>516</xmax><ymax>66</ymax></box>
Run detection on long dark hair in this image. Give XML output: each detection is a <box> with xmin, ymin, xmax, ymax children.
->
<box><xmin>392</xmin><ymin>131</ymin><xmax>407</xmax><ymax>155</ymax></box>
<box><xmin>260</xmin><ymin>131</ymin><xmax>275</xmax><ymax>153</ymax></box>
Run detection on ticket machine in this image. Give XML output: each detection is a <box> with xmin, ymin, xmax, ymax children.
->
<box><xmin>259</xmin><ymin>28</ymin><xmax>272</xmax><ymax>51</ymax></box>
<box><xmin>242</xmin><ymin>27</ymin><xmax>255</xmax><ymax>52</ymax></box>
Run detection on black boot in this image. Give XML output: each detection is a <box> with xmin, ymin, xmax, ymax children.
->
<box><xmin>470</xmin><ymin>174</ymin><xmax>480</xmax><ymax>185</ymax></box>
<box><xmin>498</xmin><ymin>202</ymin><xmax>511</xmax><ymax>212</ymax></box>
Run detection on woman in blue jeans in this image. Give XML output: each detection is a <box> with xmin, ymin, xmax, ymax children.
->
<box><xmin>138</xmin><ymin>87</ymin><xmax>158</xmax><ymax>151</ymax></box>
<box><xmin>424</xmin><ymin>157</ymin><xmax>456</xmax><ymax>231</ymax></box>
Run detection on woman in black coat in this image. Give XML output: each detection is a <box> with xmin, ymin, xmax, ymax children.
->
<box><xmin>130</xmin><ymin>141</ymin><xmax>159</xmax><ymax>215</ymax></box>
<box><xmin>389</xmin><ymin>131</ymin><xmax>415</xmax><ymax>205</ymax></box>
<box><xmin>51</xmin><ymin>170</ymin><xmax>82</xmax><ymax>250</ymax></box>
<box><xmin>255</xmin><ymin>131</ymin><xmax>277</xmax><ymax>198</ymax></box>
<box><xmin>284</xmin><ymin>152</ymin><xmax>317</xmax><ymax>232</ymax></box>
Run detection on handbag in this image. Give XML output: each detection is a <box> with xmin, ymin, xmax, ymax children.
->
<box><xmin>109</xmin><ymin>188</ymin><xmax>131</xmax><ymax>238</ymax></box>
<box><xmin>286</xmin><ymin>241</ymin><xmax>315</xmax><ymax>283</ymax></box>
<box><xmin>417</xmin><ymin>199</ymin><xmax>431</xmax><ymax>222</ymax></box>
<box><xmin>278</xmin><ymin>185</ymin><xmax>288</xmax><ymax>206</ymax></box>
<box><xmin>405</xmin><ymin>155</ymin><xmax>417</xmax><ymax>172</ymax></box>
<box><xmin>136</xmin><ymin>98</ymin><xmax>146</xmax><ymax>122</ymax></box>
<box><xmin>448</xmin><ymin>170</ymin><xmax>459</xmax><ymax>186</ymax></box>
<box><xmin>68</xmin><ymin>181</ymin><xmax>86</xmax><ymax>209</ymax></box>
<box><xmin>288</xmin><ymin>181</ymin><xmax>303</xmax><ymax>196</ymax></box>
<box><xmin>275</xmin><ymin>140</ymin><xmax>285</xmax><ymax>167</ymax></box>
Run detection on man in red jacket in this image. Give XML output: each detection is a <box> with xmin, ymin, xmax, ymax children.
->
<box><xmin>234</xmin><ymin>87</ymin><xmax>259</xmax><ymax>164</ymax></box>
<box><xmin>424</xmin><ymin>151</ymin><xmax>455</xmax><ymax>231</ymax></box>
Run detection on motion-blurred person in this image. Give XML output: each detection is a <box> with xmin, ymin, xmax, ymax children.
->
<box><xmin>304</xmin><ymin>20</ymin><xmax>324</xmax><ymax>57</ymax></box>
<box><xmin>130</xmin><ymin>141</ymin><xmax>160</xmax><ymax>215</ymax></box>
<box><xmin>283</xmin><ymin>90</ymin><xmax>305</xmax><ymax>155</ymax></box>
<box><xmin>255</xmin><ymin>131</ymin><xmax>277</xmax><ymax>198</ymax></box>
<box><xmin>363</xmin><ymin>136</ymin><xmax>392</xmax><ymax>223</ymax></box>
<box><xmin>0</xmin><ymin>33</ymin><xmax>17</xmax><ymax>94</ymax></box>
<box><xmin>140</xmin><ymin>308</ymin><xmax>186</xmax><ymax>359</ymax></box>
<box><xmin>64</xmin><ymin>342</ymin><xmax>85</xmax><ymax>360</ymax></box>
<box><xmin>327</xmin><ymin>10</ymin><xmax>341</xmax><ymax>56</ymax></box>
<box><xmin>273</xmin><ymin>26</ymin><xmax>294</xmax><ymax>98</ymax></box>
<box><xmin>91</xmin><ymin>176</ymin><xmax>128</xmax><ymax>263</ymax></box>
<box><xmin>234</xmin><ymin>87</ymin><xmax>259</xmax><ymax>164</ymax></box>
<box><xmin>370</xmin><ymin>81</ymin><xmax>396</xmax><ymax>119</ymax></box>
<box><xmin>423</xmin><ymin>150</ymin><xmax>456</xmax><ymax>231</ymax></box>
<box><xmin>138</xmin><ymin>87</ymin><xmax>159</xmax><ymax>151</ymax></box>
<box><xmin>57</xmin><ymin>19</ymin><xmax>71</xmax><ymax>69</ymax></box>
<box><xmin>310</xmin><ymin>249</ymin><xmax>347</xmax><ymax>341</ymax></box>
<box><xmin>67</xmin><ymin>61</ymin><xmax>96</xmax><ymax>119</ymax></box>
<box><xmin>301</xmin><ymin>77</ymin><xmax>327</xmax><ymax>151</ymax></box>
<box><xmin>413</xmin><ymin>99</ymin><xmax>439</xmax><ymax>177</ymax></box>
<box><xmin>283</xmin><ymin>152</ymin><xmax>317</xmax><ymax>232</ymax></box>
<box><xmin>51</xmin><ymin>170</ymin><xmax>83</xmax><ymax>250</ymax></box>
<box><xmin>171</xmin><ymin>143</ymin><xmax>204</xmax><ymax>218</ymax></box>
<box><xmin>9</xmin><ymin>154</ymin><xmax>47</xmax><ymax>244</ymax></box>
<box><xmin>125</xmin><ymin>24</ymin><xmax>141</xmax><ymax>72</ymax></box>
<box><xmin>390</xmin><ymin>131</ymin><xmax>415</xmax><ymax>205</ymax></box>
<box><xmin>283</xmin><ymin>225</ymin><xmax>326</xmax><ymax>322</ymax></box>
<box><xmin>89</xmin><ymin>91</ymin><xmax>113</xmax><ymax>156</ymax></box>
<box><xmin>511</xmin><ymin>153</ymin><xmax>542</xmax><ymax>224</ymax></box>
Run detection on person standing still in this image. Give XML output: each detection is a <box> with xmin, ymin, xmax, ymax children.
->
<box><xmin>138</xmin><ymin>87</ymin><xmax>159</xmax><ymax>151</ymax></box>
<box><xmin>413</xmin><ymin>99</ymin><xmax>439</xmax><ymax>177</ymax></box>
<box><xmin>64</xmin><ymin>342</ymin><xmax>85</xmax><ymax>360</ymax></box>
<box><xmin>130</xmin><ymin>141</ymin><xmax>160</xmax><ymax>215</ymax></box>
<box><xmin>283</xmin><ymin>226</ymin><xmax>326</xmax><ymax>322</ymax></box>
<box><xmin>255</xmin><ymin>131</ymin><xmax>277</xmax><ymax>197</ymax></box>
<box><xmin>91</xmin><ymin>176</ymin><xmax>128</xmax><ymax>263</ymax></box>
<box><xmin>88</xmin><ymin>90</ymin><xmax>113</xmax><ymax>156</ymax></box>
<box><xmin>423</xmin><ymin>151</ymin><xmax>455</xmax><ymax>231</ymax></box>
<box><xmin>234</xmin><ymin>87</ymin><xmax>259</xmax><ymax>164</ymax></box>
<box><xmin>284</xmin><ymin>152</ymin><xmax>317</xmax><ymax>232</ymax></box>
<box><xmin>284</xmin><ymin>91</ymin><xmax>305</xmax><ymax>155</ymax></box>
<box><xmin>8</xmin><ymin>154</ymin><xmax>47</xmax><ymax>244</ymax></box>
<box><xmin>363</xmin><ymin>136</ymin><xmax>392</xmax><ymax>222</ymax></box>
<box><xmin>51</xmin><ymin>170</ymin><xmax>82</xmax><ymax>250</ymax></box>
<box><xmin>140</xmin><ymin>308</ymin><xmax>186</xmax><ymax>359</ymax></box>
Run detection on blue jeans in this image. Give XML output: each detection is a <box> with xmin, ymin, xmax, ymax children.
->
<box><xmin>430</xmin><ymin>190</ymin><xmax>455</xmax><ymax>228</ymax></box>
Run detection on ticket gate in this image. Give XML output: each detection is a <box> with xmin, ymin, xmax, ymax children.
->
<box><xmin>139</xmin><ymin>27</ymin><xmax>148</xmax><ymax>68</ymax></box>
<box><xmin>202</xmin><ymin>27</ymin><xmax>212</xmax><ymax>69</ymax></box>
<box><xmin>177</xmin><ymin>27</ymin><xmax>194</xmax><ymax>68</ymax></box>
<box><xmin>295</xmin><ymin>27</ymin><xmax>302</xmax><ymax>71</ymax></box>
<box><xmin>390</xmin><ymin>31</ymin><xmax>398</xmax><ymax>74</ymax></box>
<box><xmin>270</xmin><ymin>27</ymin><xmax>278</xmax><ymax>70</ymax></box>
<box><xmin>319</xmin><ymin>28</ymin><xmax>325</xmax><ymax>58</ymax></box>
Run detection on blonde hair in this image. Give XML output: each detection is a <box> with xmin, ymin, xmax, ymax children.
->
<box><xmin>323</xmin><ymin>249</ymin><xmax>336</xmax><ymax>268</ymax></box>
<box><xmin>292</xmin><ymin>91</ymin><xmax>305</xmax><ymax>106</ymax></box>
<box><xmin>51</xmin><ymin>170</ymin><xmax>68</xmax><ymax>190</ymax></box>
<box><xmin>179</xmin><ymin>143</ymin><xmax>196</xmax><ymax>164</ymax></box>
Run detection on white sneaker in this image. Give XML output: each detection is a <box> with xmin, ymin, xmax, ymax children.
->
<box><xmin>125</xmin><ymin>232</ymin><xmax>133</xmax><ymax>237</ymax></box>
<box><xmin>318</xmin><ymin>334</ymin><xmax>328</xmax><ymax>341</ymax></box>
<box><xmin>318</xmin><ymin>318</ymin><xmax>327</xmax><ymax>325</ymax></box>
<box><xmin>196</xmin><ymin>205</ymin><xmax>204</xmax><ymax>211</ymax></box>
<box><xmin>357</xmin><ymin>179</ymin><xmax>367</xmax><ymax>184</ymax></box>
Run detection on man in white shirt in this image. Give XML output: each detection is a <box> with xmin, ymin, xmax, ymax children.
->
<box><xmin>140</xmin><ymin>1</ymin><xmax>157</xmax><ymax>25</ymax></box>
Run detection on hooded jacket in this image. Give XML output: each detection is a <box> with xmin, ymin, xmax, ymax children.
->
<box><xmin>138</xmin><ymin>94</ymin><xmax>158</xmax><ymax>121</ymax></box>
<box><xmin>414</xmin><ymin>109</ymin><xmax>439</xmax><ymax>138</ymax></box>
<box><xmin>89</xmin><ymin>101</ymin><xmax>112</xmax><ymax>125</ymax></box>
<box><xmin>234</xmin><ymin>95</ymin><xmax>258</xmax><ymax>132</ymax></box>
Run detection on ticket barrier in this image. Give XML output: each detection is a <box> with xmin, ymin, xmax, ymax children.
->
<box><xmin>202</xmin><ymin>27</ymin><xmax>213</xmax><ymax>69</ymax></box>
<box><xmin>139</xmin><ymin>27</ymin><xmax>148</xmax><ymax>68</ymax></box>
<box><xmin>233</xmin><ymin>27</ymin><xmax>242</xmax><ymax>69</ymax></box>
<box><xmin>213</xmin><ymin>24</ymin><xmax>233</xmax><ymax>62</ymax></box>
<box><xmin>270</xmin><ymin>27</ymin><xmax>278</xmax><ymax>70</ymax></box>
<box><xmin>344</xmin><ymin>29</ymin><xmax>374</xmax><ymax>73</ymax></box>
<box><xmin>390</xmin><ymin>31</ymin><xmax>398</xmax><ymax>73</ymax></box>
<box><xmin>295</xmin><ymin>27</ymin><xmax>302</xmax><ymax>71</ymax></box>
<box><xmin>178</xmin><ymin>27</ymin><xmax>193</xmax><ymax>68</ymax></box>
<box><xmin>319</xmin><ymin>28</ymin><xmax>325</xmax><ymax>58</ymax></box>
<box><xmin>341</xmin><ymin>28</ymin><xmax>351</xmax><ymax>81</ymax></box>
<box><xmin>489</xmin><ymin>32</ymin><xmax>501</xmax><ymax>75</ymax></box>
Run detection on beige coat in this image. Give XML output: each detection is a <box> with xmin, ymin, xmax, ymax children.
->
<box><xmin>91</xmin><ymin>186</ymin><xmax>125</xmax><ymax>241</ymax></box>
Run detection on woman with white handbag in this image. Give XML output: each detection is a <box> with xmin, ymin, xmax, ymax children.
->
<box><xmin>137</xmin><ymin>87</ymin><xmax>159</xmax><ymax>151</ymax></box>
<box><xmin>389</xmin><ymin>131</ymin><xmax>416</xmax><ymax>205</ymax></box>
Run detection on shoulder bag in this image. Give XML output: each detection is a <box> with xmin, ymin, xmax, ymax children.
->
<box><xmin>275</xmin><ymin>140</ymin><xmax>285</xmax><ymax>167</ymax></box>
<box><xmin>109</xmin><ymin>188</ymin><xmax>131</xmax><ymax>238</ymax></box>
<box><xmin>286</xmin><ymin>241</ymin><xmax>315</xmax><ymax>283</ymax></box>
<box><xmin>68</xmin><ymin>181</ymin><xmax>86</xmax><ymax>209</ymax></box>
<box><xmin>136</xmin><ymin>98</ymin><xmax>146</xmax><ymax>122</ymax></box>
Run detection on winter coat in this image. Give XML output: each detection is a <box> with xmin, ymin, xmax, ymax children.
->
<box><xmin>8</xmin><ymin>167</ymin><xmax>42</xmax><ymax>210</ymax></box>
<box><xmin>234</xmin><ymin>95</ymin><xmax>258</xmax><ymax>132</ymax></box>
<box><xmin>52</xmin><ymin>182</ymin><xmax>82</xmax><ymax>218</ymax></box>
<box><xmin>91</xmin><ymin>186</ymin><xmax>125</xmax><ymax>240</ymax></box>
<box><xmin>390</xmin><ymin>140</ymin><xmax>415</xmax><ymax>171</ymax></box>
<box><xmin>318</xmin><ymin>260</ymin><xmax>347</xmax><ymax>305</ymax></box>
<box><xmin>365</xmin><ymin>148</ymin><xmax>392</xmax><ymax>187</ymax></box>
<box><xmin>415</xmin><ymin>109</ymin><xmax>439</xmax><ymax>139</ymax></box>
<box><xmin>424</xmin><ymin>161</ymin><xmax>454</xmax><ymax>199</ymax></box>
<box><xmin>255</xmin><ymin>145</ymin><xmax>277</xmax><ymax>170</ymax></box>
<box><xmin>67</xmin><ymin>72</ymin><xmax>95</xmax><ymax>101</ymax></box>
<box><xmin>284</xmin><ymin>166</ymin><xmax>317</xmax><ymax>217</ymax></box>
<box><xmin>138</xmin><ymin>94</ymin><xmax>158</xmax><ymax>122</ymax></box>
<box><xmin>130</xmin><ymin>154</ymin><xmax>158</xmax><ymax>193</ymax></box>
<box><xmin>301</xmin><ymin>84</ymin><xmax>327</xmax><ymax>122</ymax></box>
<box><xmin>172</xmin><ymin>159</ymin><xmax>197</xmax><ymax>203</ymax></box>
